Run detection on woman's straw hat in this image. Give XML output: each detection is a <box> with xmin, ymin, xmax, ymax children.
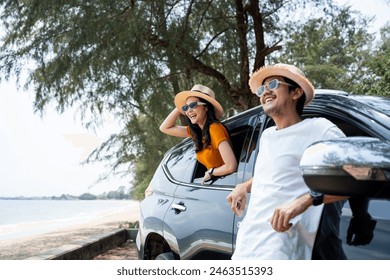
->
<box><xmin>174</xmin><ymin>84</ymin><xmax>224</xmax><ymax>119</ymax></box>
<box><xmin>249</xmin><ymin>63</ymin><xmax>315</xmax><ymax>105</ymax></box>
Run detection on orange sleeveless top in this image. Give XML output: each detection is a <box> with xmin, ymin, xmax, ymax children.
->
<box><xmin>187</xmin><ymin>123</ymin><xmax>231</xmax><ymax>170</ymax></box>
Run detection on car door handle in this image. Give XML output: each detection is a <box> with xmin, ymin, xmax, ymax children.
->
<box><xmin>171</xmin><ymin>203</ymin><xmax>186</xmax><ymax>212</ymax></box>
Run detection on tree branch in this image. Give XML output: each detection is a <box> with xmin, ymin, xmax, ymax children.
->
<box><xmin>186</xmin><ymin>52</ymin><xmax>231</xmax><ymax>91</ymax></box>
<box><xmin>197</xmin><ymin>28</ymin><xmax>229</xmax><ymax>58</ymax></box>
<box><xmin>247</xmin><ymin>0</ymin><xmax>266</xmax><ymax>71</ymax></box>
<box><xmin>235</xmin><ymin>0</ymin><xmax>250</xmax><ymax>90</ymax></box>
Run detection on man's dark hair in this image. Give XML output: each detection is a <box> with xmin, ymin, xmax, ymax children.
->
<box><xmin>284</xmin><ymin>77</ymin><xmax>306</xmax><ymax>116</ymax></box>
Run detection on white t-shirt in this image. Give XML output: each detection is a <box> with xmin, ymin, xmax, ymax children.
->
<box><xmin>232</xmin><ymin>118</ymin><xmax>345</xmax><ymax>260</ymax></box>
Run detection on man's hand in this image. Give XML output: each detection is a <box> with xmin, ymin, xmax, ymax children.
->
<box><xmin>271</xmin><ymin>193</ymin><xmax>312</xmax><ymax>232</ymax></box>
<box><xmin>346</xmin><ymin>214</ymin><xmax>377</xmax><ymax>246</ymax></box>
<box><xmin>227</xmin><ymin>180</ymin><xmax>251</xmax><ymax>216</ymax></box>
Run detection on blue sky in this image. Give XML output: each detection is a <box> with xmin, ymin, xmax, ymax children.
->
<box><xmin>0</xmin><ymin>0</ymin><xmax>389</xmax><ymax>197</ymax></box>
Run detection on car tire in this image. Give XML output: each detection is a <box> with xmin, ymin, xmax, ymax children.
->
<box><xmin>155</xmin><ymin>252</ymin><xmax>176</xmax><ymax>260</ymax></box>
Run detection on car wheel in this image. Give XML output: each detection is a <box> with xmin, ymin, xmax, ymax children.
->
<box><xmin>155</xmin><ymin>252</ymin><xmax>176</xmax><ymax>260</ymax></box>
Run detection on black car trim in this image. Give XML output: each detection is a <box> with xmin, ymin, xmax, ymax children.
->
<box><xmin>162</xmin><ymin>158</ymin><xmax>238</xmax><ymax>191</ymax></box>
<box><xmin>310</xmin><ymin>95</ymin><xmax>390</xmax><ymax>132</ymax></box>
<box><xmin>304</xmin><ymin>106</ymin><xmax>388</xmax><ymax>140</ymax></box>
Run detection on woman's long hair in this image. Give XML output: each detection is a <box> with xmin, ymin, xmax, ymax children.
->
<box><xmin>186</xmin><ymin>98</ymin><xmax>219</xmax><ymax>153</ymax></box>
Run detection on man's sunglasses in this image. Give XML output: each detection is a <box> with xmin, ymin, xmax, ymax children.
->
<box><xmin>182</xmin><ymin>101</ymin><xmax>207</xmax><ymax>112</ymax></box>
<box><xmin>256</xmin><ymin>79</ymin><xmax>292</xmax><ymax>97</ymax></box>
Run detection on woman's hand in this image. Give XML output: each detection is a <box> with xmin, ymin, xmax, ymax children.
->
<box><xmin>201</xmin><ymin>171</ymin><xmax>213</xmax><ymax>185</ymax></box>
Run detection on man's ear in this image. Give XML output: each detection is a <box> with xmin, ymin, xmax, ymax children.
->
<box><xmin>293</xmin><ymin>88</ymin><xmax>304</xmax><ymax>100</ymax></box>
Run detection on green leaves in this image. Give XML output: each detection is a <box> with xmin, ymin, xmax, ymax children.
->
<box><xmin>279</xmin><ymin>5</ymin><xmax>381</xmax><ymax>94</ymax></box>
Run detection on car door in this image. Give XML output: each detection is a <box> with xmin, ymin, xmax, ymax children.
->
<box><xmin>138</xmin><ymin>140</ymin><xmax>192</xmax><ymax>255</ymax></box>
<box><xmin>304</xmin><ymin>94</ymin><xmax>390</xmax><ymax>259</ymax></box>
<box><xmin>341</xmin><ymin>199</ymin><xmax>390</xmax><ymax>259</ymax></box>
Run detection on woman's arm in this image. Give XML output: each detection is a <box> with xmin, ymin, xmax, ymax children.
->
<box><xmin>212</xmin><ymin>140</ymin><xmax>237</xmax><ymax>176</ymax></box>
<box><xmin>202</xmin><ymin>140</ymin><xmax>237</xmax><ymax>185</ymax></box>
<box><xmin>201</xmin><ymin>140</ymin><xmax>237</xmax><ymax>184</ymax></box>
<box><xmin>159</xmin><ymin>108</ymin><xmax>189</xmax><ymax>138</ymax></box>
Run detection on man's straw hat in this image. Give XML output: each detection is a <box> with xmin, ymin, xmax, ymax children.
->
<box><xmin>249</xmin><ymin>63</ymin><xmax>315</xmax><ymax>105</ymax></box>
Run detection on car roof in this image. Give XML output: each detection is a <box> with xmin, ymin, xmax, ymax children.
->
<box><xmin>314</xmin><ymin>89</ymin><xmax>390</xmax><ymax>116</ymax></box>
<box><xmin>223</xmin><ymin>89</ymin><xmax>390</xmax><ymax>122</ymax></box>
<box><xmin>220</xmin><ymin>89</ymin><xmax>390</xmax><ymax>136</ymax></box>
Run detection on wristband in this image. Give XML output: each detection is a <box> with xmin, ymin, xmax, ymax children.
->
<box><xmin>310</xmin><ymin>191</ymin><xmax>324</xmax><ymax>206</ymax></box>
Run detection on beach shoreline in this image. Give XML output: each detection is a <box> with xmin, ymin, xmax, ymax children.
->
<box><xmin>0</xmin><ymin>202</ymin><xmax>140</xmax><ymax>260</ymax></box>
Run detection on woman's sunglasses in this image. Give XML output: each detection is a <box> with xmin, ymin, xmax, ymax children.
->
<box><xmin>256</xmin><ymin>79</ymin><xmax>292</xmax><ymax>97</ymax></box>
<box><xmin>182</xmin><ymin>101</ymin><xmax>207</xmax><ymax>112</ymax></box>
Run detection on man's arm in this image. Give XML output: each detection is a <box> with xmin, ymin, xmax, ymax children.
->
<box><xmin>270</xmin><ymin>193</ymin><xmax>348</xmax><ymax>232</ymax></box>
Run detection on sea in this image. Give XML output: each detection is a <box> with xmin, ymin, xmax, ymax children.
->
<box><xmin>0</xmin><ymin>199</ymin><xmax>139</xmax><ymax>242</ymax></box>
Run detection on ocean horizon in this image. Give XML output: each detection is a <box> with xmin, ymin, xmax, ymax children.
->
<box><xmin>0</xmin><ymin>199</ymin><xmax>139</xmax><ymax>242</ymax></box>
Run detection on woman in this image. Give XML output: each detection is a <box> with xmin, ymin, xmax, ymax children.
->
<box><xmin>160</xmin><ymin>84</ymin><xmax>237</xmax><ymax>184</ymax></box>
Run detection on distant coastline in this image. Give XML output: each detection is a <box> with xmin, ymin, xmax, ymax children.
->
<box><xmin>0</xmin><ymin>196</ymin><xmax>133</xmax><ymax>200</ymax></box>
<box><xmin>0</xmin><ymin>195</ymin><xmax>76</xmax><ymax>200</ymax></box>
<box><xmin>0</xmin><ymin>194</ymin><xmax>134</xmax><ymax>201</ymax></box>
<box><xmin>0</xmin><ymin>186</ymin><xmax>136</xmax><ymax>201</ymax></box>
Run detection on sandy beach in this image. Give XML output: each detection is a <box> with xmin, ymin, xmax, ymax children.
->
<box><xmin>0</xmin><ymin>202</ymin><xmax>140</xmax><ymax>260</ymax></box>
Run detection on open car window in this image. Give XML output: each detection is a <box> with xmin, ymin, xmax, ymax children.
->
<box><xmin>191</xmin><ymin>125</ymin><xmax>254</xmax><ymax>187</ymax></box>
<box><xmin>163</xmin><ymin>115</ymin><xmax>266</xmax><ymax>188</ymax></box>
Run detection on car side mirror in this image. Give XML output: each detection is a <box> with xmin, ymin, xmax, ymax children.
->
<box><xmin>300</xmin><ymin>137</ymin><xmax>390</xmax><ymax>198</ymax></box>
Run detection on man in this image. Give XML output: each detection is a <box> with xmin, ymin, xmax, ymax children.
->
<box><xmin>227</xmin><ymin>63</ymin><xmax>348</xmax><ymax>259</ymax></box>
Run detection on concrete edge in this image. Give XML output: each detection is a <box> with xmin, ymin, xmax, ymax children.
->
<box><xmin>24</xmin><ymin>228</ymin><xmax>138</xmax><ymax>260</ymax></box>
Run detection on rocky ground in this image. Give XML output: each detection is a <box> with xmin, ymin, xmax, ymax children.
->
<box><xmin>93</xmin><ymin>239</ymin><xmax>138</xmax><ymax>260</ymax></box>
